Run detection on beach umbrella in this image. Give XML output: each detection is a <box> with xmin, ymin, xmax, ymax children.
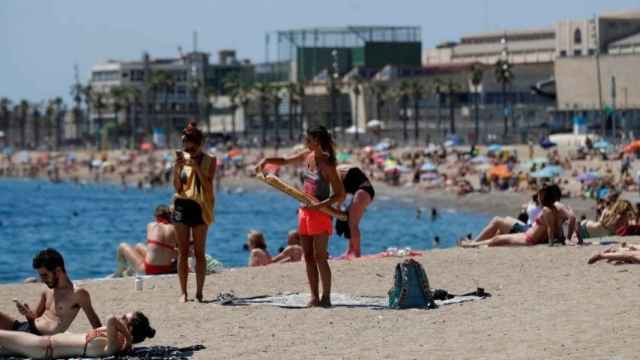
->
<box><xmin>337</xmin><ymin>152</ymin><xmax>352</xmax><ymax>162</ymax></box>
<box><xmin>420</xmin><ymin>162</ymin><xmax>438</xmax><ymax>172</ymax></box>
<box><xmin>577</xmin><ymin>172</ymin><xmax>601</xmax><ymax>182</ymax></box>
<box><xmin>140</xmin><ymin>142</ymin><xmax>154</xmax><ymax>151</ymax></box>
<box><xmin>421</xmin><ymin>172</ymin><xmax>440</xmax><ymax>181</ymax></box>
<box><xmin>531</xmin><ymin>165</ymin><xmax>564</xmax><ymax>178</ymax></box>
<box><xmin>470</xmin><ymin>155</ymin><xmax>490</xmax><ymax>164</ymax></box>
<box><xmin>540</xmin><ymin>139</ymin><xmax>557</xmax><ymax>149</ymax></box>
<box><xmin>593</xmin><ymin>140</ymin><xmax>611</xmax><ymax>150</ymax></box>
<box><xmin>487</xmin><ymin>144</ymin><xmax>503</xmax><ymax>153</ymax></box>
<box><xmin>345</xmin><ymin>125</ymin><xmax>365</xmax><ymax>134</ymax></box>
<box><xmin>623</xmin><ymin>140</ymin><xmax>640</xmax><ymax>153</ymax></box>
<box><xmin>383</xmin><ymin>159</ymin><xmax>398</xmax><ymax>169</ymax></box>
<box><xmin>489</xmin><ymin>164</ymin><xmax>512</xmax><ymax>178</ymax></box>
<box><xmin>374</xmin><ymin>142</ymin><xmax>391</xmax><ymax>152</ymax></box>
<box><xmin>15</xmin><ymin>151</ymin><xmax>30</xmax><ymax>163</ymax></box>
<box><xmin>367</xmin><ymin>119</ymin><xmax>383</xmax><ymax>129</ymax></box>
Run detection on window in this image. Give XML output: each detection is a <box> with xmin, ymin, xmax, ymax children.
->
<box><xmin>574</xmin><ymin>49</ymin><xmax>582</xmax><ymax>56</ymax></box>
<box><xmin>559</xmin><ymin>50</ymin><xmax>567</xmax><ymax>57</ymax></box>
<box><xmin>574</xmin><ymin>29</ymin><xmax>582</xmax><ymax>45</ymax></box>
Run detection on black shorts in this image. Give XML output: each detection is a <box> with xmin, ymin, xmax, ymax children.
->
<box><xmin>12</xmin><ymin>320</ymin><xmax>40</xmax><ymax>335</ymax></box>
<box><xmin>173</xmin><ymin>198</ymin><xmax>204</xmax><ymax>226</ymax></box>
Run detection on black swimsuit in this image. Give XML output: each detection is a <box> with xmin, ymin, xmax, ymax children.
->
<box><xmin>343</xmin><ymin>167</ymin><xmax>375</xmax><ymax>200</ymax></box>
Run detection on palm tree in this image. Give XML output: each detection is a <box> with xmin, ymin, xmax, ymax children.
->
<box><xmin>470</xmin><ymin>64</ymin><xmax>484</xmax><ymax>147</ymax></box>
<box><xmin>0</xmin><ymin>97</ymin><xmax>12</xmax><ymax>143</ymax></box>
<box><xmin>325</xmin><ymin>77</ymin><xmax>339</xmax><ymax>137</ymax></box>
<box><xmin>110</xmin><ymin>86</ymin><xmax>127</xmax><ymax>147</ymax></box>
<box><xmin>251</xmin><ymin>82</ymin><xmax>273</xmax><ymax>147</ymax></box>
<box><xmin>408</xmin><ymin>80</ymin><xmax>425</xmax><ymax>143</ymax></box>
<box><xmin>285</xmin><ymin>82</ymin><xmax>298</xmax><ymax>142</ymax></box>
<box><xmin>92</xmin><ymin>91</ymin><xmax>107</xmax><ymax>149</ymax></box>
<box><xmin>70</xmin><ymin>83</ymin><xmax>83</xmax><ymax>141</ymax></box>
<box><xmin>269</xmin><ymin>85</ymin><xmax>283</xmax><ymax>147</ymax></box>
<box><xmin>32</xmin><ymin>105</ymin><xmax>42</xmax><ymax>150</ymax></box>
<box><xmin>45</xmin><ymin>100</ymin><xmax>56</xmax><ymax>148</ymax></box>
<box><xmin>393</xmin><ymin>81</ymin><xmax>411</xmax><ymax>142</ymax></box>
<box><xmin>350</xmin><ymin>74</ymin><xmax>363</xmax><ymax>141</ymax></box>
<box><xmin>370</xmin><ymin>81</ymin><xmax>388</xmax><ymax>121</ymax></box>
<box><xmin>293</xmin><ymin>82</ymin><xmax>306</xmax><ymax>140</ymax></box>
<box><xmin>436</xmin><ymin>80</ymin><xmax>462</xmax><ymax>135</ymax></box>
<box><xmin>150</xmin><ymin>70</ymin><xmax>175</xmax><ymax>148</ymax></box>
<box><xmin>81</xmin><ymin>84</ymin><xmax>93</xmax><ymax>142</ymax></box>
<box><xmin>52</xmin><ymin>97</ymin><xmax>65</xmax><ymax>150</ymax></box>
<box><xmin>18</xmin><ymin>100</ymin><xmax>29</xmax><ymax>149</ymax></box>
<box><xmin>122</xmin><ymin>86</ymin><xmax>141</xmax><ymax>149</ymax></box>
<box><xmin>495</xmin><ymin>59</ymin><xmax>514</xmax><ymax>137</ymax></box>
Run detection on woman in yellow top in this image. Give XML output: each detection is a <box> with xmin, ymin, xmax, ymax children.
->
<box><xmin>173</xmin><ymin>121</ymin><xmax>216</xmax><ymax>303</ymax></box>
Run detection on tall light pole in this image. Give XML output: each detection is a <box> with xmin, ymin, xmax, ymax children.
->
<box><xmin>500</xmin><ymin>34</ymin><xmax>510</xmax><ymax>138</ymax></box>
<box><xmin>329</xmin><ymin>49</ymin><xmax>339</xmax><ymax>137</ymax></box>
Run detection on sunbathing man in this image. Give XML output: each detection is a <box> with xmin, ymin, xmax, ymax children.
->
<box><xmin>0</xmin><ymin>249</ymin><xmax>102</xmax><ymax>335</ymax></box>
<box><xmin>588</xmin><ymin>242</ymin><xmax>640</xmax><ymax>264</ymax></box>
<box><xmin>114</xmin><ymin>205</ymin><xmax>177</xmax><ymax>276</ymax></box>
<box><xmin>0</xmin><ymin>312</ymin><xmax>154</xmax><ymax>359</ymax></box>
<box><xmin>272</xmin><ymin>230</ymin><xmax>304</xmax><ymax>263</ymax></box>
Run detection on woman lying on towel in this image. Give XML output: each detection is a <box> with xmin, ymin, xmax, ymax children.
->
<box><xmin>574</xmin><ymin>198</ymin><xmax>636</xmax><ymax>241</ymax></box>
<box><xmin>0</xmin><ymin>312</ymin><xmax>154</xmax><ymax>359</ymax></box>
<box><xmin>460</xmin><ymin>185</ymin><xmax>568</xmax><ymax>248</ymax></box>
<box><xmin>588</xmin><ymin>242</ymin><xmax>640</xmax><ymax>264</ymax></box>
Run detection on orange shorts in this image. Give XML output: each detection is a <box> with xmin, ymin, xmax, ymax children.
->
<box><xmin>298</xmin><ymin>208</ymin><xmax>333</xmax><ymax>236</ymax></box>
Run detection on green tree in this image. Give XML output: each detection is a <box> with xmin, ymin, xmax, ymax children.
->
<box><xmin>408</xmin><ymin>80</ymin><xmax>426</xmax><ymax>143</ymax></box>
<box><xmin>45</xmin><ymin>100</ymin><xmax>56</xmax><ymax>148</ymax></box>
<box><xmin>470</xmin><ymin>64</ymin><xmax>484</xmax><ymax>147</ymax></box>
<box><xmin>370</xmin><ymin>81</ymin><xmax>388</xmax><ymax>121</ymax></box>
<box><xmin>0</xmin><ymin>98</ymin><xmax>12</xmax><ymax>143</ymax></box>
<box><xmin>92</xmin><ymin>91</ymin><xmax>107</xmax><ymax>149</ymax></box>
<box><xmin>18</xmin><ymin>100</ymin><xmax>29</xmax><ymax>149</ymax></box>
<box><xmin>495</xmin><ymin>59</ymin><xmax>514</xmax><ymax>137</ymax></box>
<box><xmin>350</xmin><ymin>74</ymin><xmax>363</xmax><ymax>141</ymax></box>
<box><xmin>150</xmin><ymin>70</ymin><xmax>176</xmax><ymax>148</ymax></box>
<box><xmin>393</xmin><ymin>81</ymin><xmax>411</xmax><ymax>142</ymax></box>
<box><xmin>270</xmin><ymin>85</ymin><xmax>283</xmax><ymax>146</ymax></box>
<box><xmin>52</xmin><ymin>97</ymin><xmax>65</xmax><ymax>150</ymax></box>
<box><xmin>32</xmin><ymin>105</ymin><xmax>42</xmax><ymax>149</ymax></box>
<box><xmin>81</xmin><ymin>84</ymin><xmax>94</xmax><ymax>142</ymax></box>
<box><xmin>252</xmin><ymin>82</ymin><xmax>272</xmax><ymax>147</ymax></box>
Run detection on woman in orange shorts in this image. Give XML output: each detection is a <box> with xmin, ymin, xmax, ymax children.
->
<box><xmin>257</xmin><ymin>126</ymin><xmax>345</xmax><ymax>307</ymax></box>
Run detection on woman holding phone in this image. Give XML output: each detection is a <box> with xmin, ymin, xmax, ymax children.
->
<box><xmin>172</xmin><ymin>121</ymin><xmax>216</xmax><ymax>303</ymax></box>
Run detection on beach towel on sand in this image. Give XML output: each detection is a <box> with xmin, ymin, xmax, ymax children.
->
<box><xmin>0</xmin><ymin>344</ymin><xmax>205</xmax><ymax>360</ymax></box>
<box><xmin>213</xmin><ymin>291</ymin><xmax>489</xmax><ymax>309</ymax></box>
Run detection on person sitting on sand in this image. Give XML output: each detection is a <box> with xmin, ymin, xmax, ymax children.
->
<box><xmin>0</xmin><ymin>249</ymin><xmax>102</xmax><ymax>335</ymax></box>
<box><xmin>460</xmin><ymin>185</ymin><xmax>566</xmax><ymax>247</ymax></box>
<box><xmin>575</xmin><ymin>199</ymin><xmax>636</xmax><ymax>240</ymax></box>
<box><xmin>247</xmin><ymin>231</ymin><xmax>272</xmax><ymax>267</ymax></box>
<box><xmin>588</xmin><ymin>242</ymin><xmax>640</xmax><ymax>264</ymax></box>
<box><xmin>0</xmin><ymin>312</ymin><xmax>154</xmax><ymax>359</ymax></box>
<box><xmin>271</xmin><ymin>230</ymin><xmax>304</xmax><ymax>264</ymax></box>
<box><xmin>113</xmin><ymin>205</ymin><xmax>177</xmax><ymax>276</ymax></box>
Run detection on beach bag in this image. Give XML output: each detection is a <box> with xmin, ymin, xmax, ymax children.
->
<box><xmin>388</xmin><ymin>259</ymin><xmax>437</xmax><ymax>309</ymax></box>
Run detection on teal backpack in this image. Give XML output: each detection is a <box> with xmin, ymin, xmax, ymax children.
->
<box><xmin>388</xmin><ymin>259</ymin><xmax>437</xmax><ymax>309</ymax></box>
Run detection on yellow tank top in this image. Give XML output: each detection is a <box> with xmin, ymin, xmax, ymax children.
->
<box><xmin>175</xmin><ymin>153</ymin><xmax>216</xmax><ymax>225</ymax></box>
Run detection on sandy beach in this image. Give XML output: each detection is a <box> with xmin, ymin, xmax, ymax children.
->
<box><xmin>1</xmin><ymin>237</ymin><xmax>638</xmax><ymax>359</ymax></box>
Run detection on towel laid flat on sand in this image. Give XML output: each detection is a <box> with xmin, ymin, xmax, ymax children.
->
<box><xmin>214</xmin><ymin>292</ymin><xmax>489</xmax><ymax>309</ymax></box>
<box><xmin>0</xmin><ymin>344</ymin><xmax>205</xmax><ymax>360</ymax></box>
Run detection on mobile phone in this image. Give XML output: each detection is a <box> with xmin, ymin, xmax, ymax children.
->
<box><xmin>175</xmin><ymin>150</ymin><xmax>184</xmax><ymax>159</ymax></box>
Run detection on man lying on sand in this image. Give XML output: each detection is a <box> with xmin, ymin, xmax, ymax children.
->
<box><xmin>588</xmin><ymin>242</ymin><xmax>640</xmax><ymax>264</ymax></box>
<box><xmin>0</xmin><ymin>249</ymin><xmax>102</xmax><ymax>335</ymax></box>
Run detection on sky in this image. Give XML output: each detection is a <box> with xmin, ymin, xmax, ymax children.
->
<box><xmin>1</xmin><ymin>0</ymin><xmax>639</xmax><ymax>103</ymax></box>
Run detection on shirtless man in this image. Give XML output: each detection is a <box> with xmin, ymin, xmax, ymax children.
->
<box><xmin>0</xmin><ymin>248</ymin><xmax>102</xmax><ymax>335</ymax></box>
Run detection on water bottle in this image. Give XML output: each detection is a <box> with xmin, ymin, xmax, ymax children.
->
<box><xmin>135</xmin><ymin>276</ymin><xmax>143</xmax><ymax>291</ymax></box>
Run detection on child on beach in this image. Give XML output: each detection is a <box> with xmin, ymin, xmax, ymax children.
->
<box><xmin>271</xmin><ymin>230</ymin><xmax>304</xmax><ymax>263</ymax></box>
<box><xmin>256</xmin><ymin>126</ymin><xmax>345</xmax><ymax>307</ymax></box>
<box><xmin>247</xmin><ymin>231</ymin><xmax>271</xmax><ymax>267</ymax></box>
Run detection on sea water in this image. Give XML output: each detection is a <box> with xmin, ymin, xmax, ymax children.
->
<box><xmin>0</xmin><ymin>179</ymin><xmax>491</xmax><ymax>284</ymax></box>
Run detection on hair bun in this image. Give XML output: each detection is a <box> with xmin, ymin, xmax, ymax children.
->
<box><xmin>187</xmin><ymin>121</ymin><xmax>198</xmax><ymax>130</ymax></box>
<box><xmin>147</xmin><ymin>327</ymin><xmax>156</xmax><ymax>339</ymax></box>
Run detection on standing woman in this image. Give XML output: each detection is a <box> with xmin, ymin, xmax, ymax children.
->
<box><xmin>335</xmin><ymin>165</ymin><xmax>375</xmax><ymax>258</ymax></box>
<box><xmin>172</xmin><ymin>121</ymin><xmax>216</xmax><ymax>303</ymax></box>
<box><xmin>257</xmin><ymin>126</ymin><xmax>345</xmax><ymax>307</ymax></box>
